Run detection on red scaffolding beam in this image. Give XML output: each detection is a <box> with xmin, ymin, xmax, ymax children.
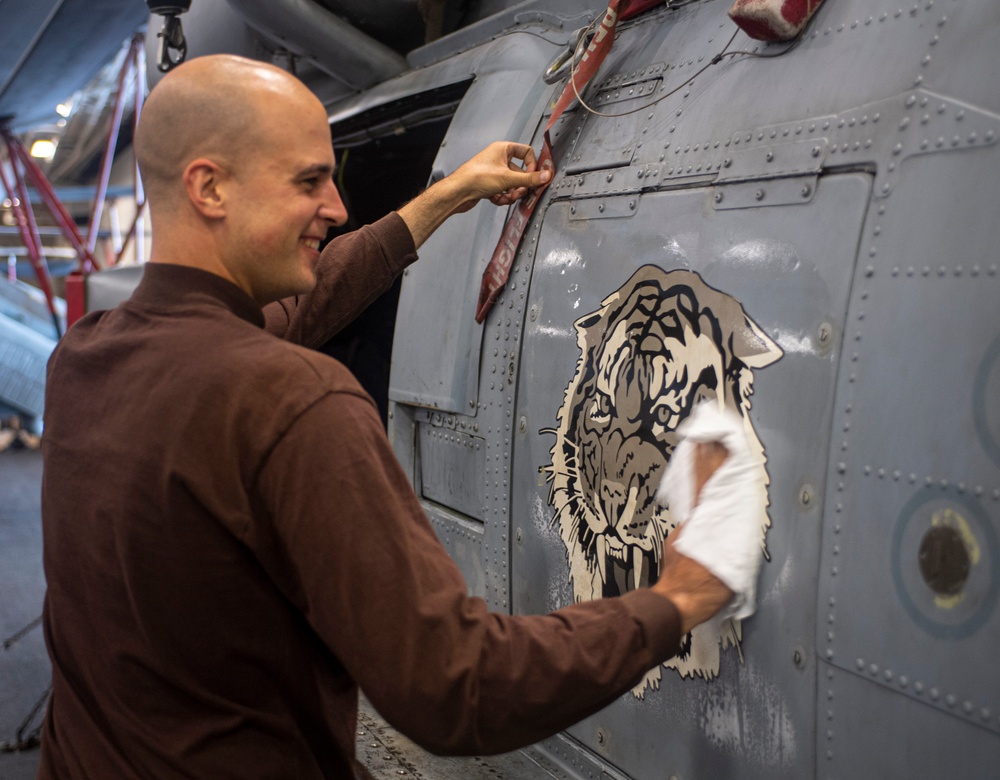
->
<box><xmin>0</xmin><ymin>32</ymin><xmax>147</xmax><ymax>331</ymax></box>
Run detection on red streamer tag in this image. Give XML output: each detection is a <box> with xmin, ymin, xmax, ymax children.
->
<box><xmin>475</xmin><ymin>0</ymin><xmax>626</xmax><ymax>323</ymax></box>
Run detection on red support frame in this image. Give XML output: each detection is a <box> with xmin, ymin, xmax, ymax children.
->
<box><xmin>0</xmin><ymin>147</ymin><xmax>63</xmax><ymax>337</ymax></box>
<box><xmin>0</xmin><ymin>31</ymin><xmax>148</xmax><ymax>331</ymax></box>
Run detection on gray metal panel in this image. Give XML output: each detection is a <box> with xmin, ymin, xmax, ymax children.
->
<box><xmin>819</xmin><ymin>664</ymin><xmax>1000</xmax><ymax>778</ymax></box>
<box><xmin>418</xmin><ymin>423</ymin><xmax>487</xmax><ymax>521</ymax></box>
<box><xmin>386</xmin><ymin>32</ymin><xmax>585</xmax><ymax>610</ymax></box>
<box><xmin>388</xmin><ymin>32</ymin><xmax>566</xmax><ymax>414</ymax></box>
<box><xmin>0</xmin><ymin>278</ymin><xmax>64</xmax><ymax>341</ymax></box>
<box><xmin>0</xmin><ymin>312</ymin><xmax>55</xmax><ymax>418</ymax></box>
<box><xmin>512</xmin><ymin>174</ymin><xmax>869</xmax><ymax>779</ymax></box>
<box><xmin>85</xmin><ymin>264</ymin><xmax>144</xmax><ymax>312</ymax></box>
<box><xmin>818</xmin><ymin>143</ymin><xmax>1000</xmax><ymax>766</ymax></box>
<box><xmin>378</xmin><ymin>0</ymin><xmax>1000</xmax><ymax>775</ymax></box>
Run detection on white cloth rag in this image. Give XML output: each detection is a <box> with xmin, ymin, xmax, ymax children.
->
<box><xmin>655</xmin><ymin>402</ymin><xmax>766</xmax><ymax>621</ymax></box>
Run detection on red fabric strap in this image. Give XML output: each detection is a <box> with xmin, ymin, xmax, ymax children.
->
<box><xmin>475</xmin><ymin>0</ymin><xmax>629</xmax><ymax>323</ymax></box>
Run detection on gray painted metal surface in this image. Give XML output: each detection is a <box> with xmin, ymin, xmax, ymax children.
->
<box><xmin>376</xmin><ymin>0</ymin><xmax>1000</xmax><ymax>776</ymax></box>
<box><xmin>0</xmin><ymin>312</ymin><xmax>54</xmax><ymax>419</ymax></box>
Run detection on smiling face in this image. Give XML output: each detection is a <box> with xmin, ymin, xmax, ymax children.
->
<box><xmin>222</xmin><ymin>88</ymin><xmax>347</xmax><ymax>305</ymax></box>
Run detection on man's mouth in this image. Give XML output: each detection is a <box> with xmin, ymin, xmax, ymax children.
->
<box><xmin>300</xmin><ymin>237</ymin><xmax>321</xmax><ymax>251</ymax></box>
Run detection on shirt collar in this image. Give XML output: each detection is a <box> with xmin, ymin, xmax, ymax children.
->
<box><xmin>127</xmin><ymin>263</ymin><xmax>265</xmax><ymax>328</ymax></box>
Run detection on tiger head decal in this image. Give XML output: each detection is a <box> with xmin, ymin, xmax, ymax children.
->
<box><xmin>542</xmin><ymin>266</ymin><xmax>782</xmax><ymax>691</ymax></box>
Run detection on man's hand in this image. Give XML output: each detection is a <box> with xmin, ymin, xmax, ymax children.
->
<box><xmin>448</xmin><ymin>141</ymin><xmax>551</xmax><ymax>213</ymax></box>
<box><xmin>396</xmin><ymin>141</ymin><xmax>551</xmax><ymax>248</ymax></box>
<box><xmin>651</xmin><ymin>442</ymin><xmax>734</xmax><ymax>634</ymax></box>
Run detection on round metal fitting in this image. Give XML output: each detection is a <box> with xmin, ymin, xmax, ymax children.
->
<box><xmin>793</xmin><ymin>647</ymin><xmax>806</xmax><ymax>669</ymax></box>
<box><xmin>918</xmin><ymin>525</ymin><xmax>971</xmax><ymax>596</ymax></box>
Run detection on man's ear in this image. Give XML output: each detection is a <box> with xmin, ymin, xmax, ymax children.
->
<box><xmin>183</xmin><ymin>158</ymin><xmax>228</xmax><ymax>218</ymax></box>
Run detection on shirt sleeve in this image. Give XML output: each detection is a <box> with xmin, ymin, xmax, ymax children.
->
<box><xmin>250</xmin><ymin>389</ymin><xmax>682</xmax><ymax>756</ymax></box>
<box><xmin>262</xmin><ymin>213</ymin><xmax>418</xmax><ymax>347</ymax></box>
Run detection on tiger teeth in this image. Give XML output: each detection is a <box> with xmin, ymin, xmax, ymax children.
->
<box><xmin>597</xmin><ymin>535</ymin><xmax>608</xmax><ymax>584</ymax></box>
<box><xmin>633</xmin><ymin>546</ymin><xmax>645</xmax><ymax>590</ymax></box>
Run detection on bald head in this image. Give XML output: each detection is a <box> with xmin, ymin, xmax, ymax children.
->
<box><xmin>135</xmin><ymin>55</ymin><xmax>324</xmax><ymax>212</ymax></box>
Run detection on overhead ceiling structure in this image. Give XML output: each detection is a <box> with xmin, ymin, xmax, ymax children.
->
<box><xmin>0</xmin><ymin>0</ymin><xmax>149</xmax><ymax>133</ymax></box>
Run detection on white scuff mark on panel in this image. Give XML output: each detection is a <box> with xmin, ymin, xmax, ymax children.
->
<box><xmin>534</xmin><ymin>324</ymin><xmax>576</xmax><ymax>342</ymax></box>
<box><xmin>699</xmin><ymin>659</ymin><xmax>797</xmax><ymax>770</ymax></box>
<box><xmin>529</xmin><ymin>492</ymin><xmax>570</xmax><ymax>610</ymax></box>
<box><xmin>772</xmin><ymin>330</ymin><xmax>814</xmax><ymax>355</ymax></box>
<box><xmin>541</xmin><ymin>248</ymin><xmax>582</xmax><ymax>270</ymax></box>
<box><xmin>722</xmin><ymin>239</ymin><xmax>800</xmax><ymax>273</ymax></box>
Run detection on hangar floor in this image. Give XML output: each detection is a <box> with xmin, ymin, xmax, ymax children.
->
<box><xmin>0</xmin><ymin>447</ymin><xmax>46</xmax><ymax>779</ymax></box>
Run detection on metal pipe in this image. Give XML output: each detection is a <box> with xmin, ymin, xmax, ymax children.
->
<box><xmin>224</xmin><ymin>0</ymin><xmax>406</xmax><ymax>92</ymax></box>
<box><xmin>86</xmin><ymin>35</ymin><xmax>143</xmax><ymax>255</ymax></box>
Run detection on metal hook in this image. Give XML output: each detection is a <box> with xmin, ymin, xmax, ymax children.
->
<box><xmin>543</xmin><ymin>26</ymin><xmax>596</xmax><ymax>85</ymax></box>
<box><xmin>157</xmin><ymin>14</ymin><xmax>188</xmax><ymax>73</ymax></box>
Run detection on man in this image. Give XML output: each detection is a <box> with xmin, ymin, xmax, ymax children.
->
<box><xmin>38</xmin><ymin>55</ymin><xmax>733</xmax><ymax>778</ymax></box>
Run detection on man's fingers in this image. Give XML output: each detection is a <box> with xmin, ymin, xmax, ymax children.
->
<box><xmin>504</xmin><ymin>142</ymin><xmax>538</xmax><ymax>172</ymax></box>
<box><xmin>693</xmin><ymin>441</ymin><xmax>728</xmax><ymax>506</ymax></box>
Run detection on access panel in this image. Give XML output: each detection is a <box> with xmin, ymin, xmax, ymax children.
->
<box><xmin>511</xmin><ymin>173</ymin><xmax>871</xmax><ymax>779</ymax></box>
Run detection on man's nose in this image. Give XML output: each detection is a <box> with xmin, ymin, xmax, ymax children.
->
<box><xmin>321</xmin><ymin>181</ymin><xmax>348</xmax><ymax>227</ymax></box>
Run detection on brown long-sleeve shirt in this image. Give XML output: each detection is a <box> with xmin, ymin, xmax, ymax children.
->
<box><xmin>38</xmin><ymin>214</ymin><xmax>682</xmax><ymax>779</ymax></box>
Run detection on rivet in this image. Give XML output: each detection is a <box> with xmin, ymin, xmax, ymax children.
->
<box><xmin>755</xmin><ymin>189</ymin><xmax>765</xmax><ymax>201</ymax></box>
